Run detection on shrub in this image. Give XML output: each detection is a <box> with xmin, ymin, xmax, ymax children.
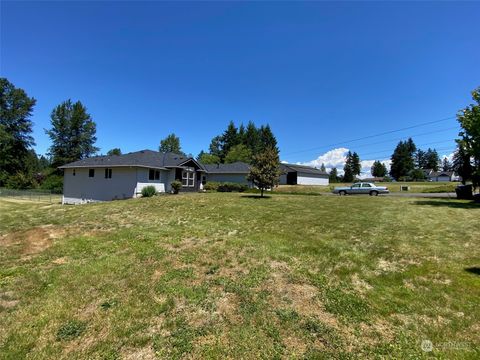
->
<box><xmin>171</xmin><ymin>180</ymin><xmax>182</xmax><ymax>194</ymax></box>
<box><xmin>204</xmin><ymin>182</ymin><xmax>220</xmax><ymax>191</ymax></box>
<box><xmin>5</xmin><ymin>172</ymin><xmax>37</xmax><ymax>189</ymax></box>
<box><xmin>40</xmin><ymin>174</ymin><xmax>64</xmax><ymax>194</ymax></box>
<box><xmin>217</xmin><ymin>182</ymin><xmax>248</xmax><ymax>193</ymax></box>
<box><xmin>141</xmin><ymin>185</ymin><xmax>157</xmax><ymax>197</ymax></box>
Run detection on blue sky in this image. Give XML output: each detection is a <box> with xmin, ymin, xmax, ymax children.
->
<box><xmin>1</xmin><ymin>1</ymin><xmax>479</xmax><ymax>174</ymax></box>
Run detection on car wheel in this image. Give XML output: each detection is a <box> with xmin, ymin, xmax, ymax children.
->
<box><xmin>339</xmin><ymin>190</ymin><xmax>346</xmax><ymax>196</ymax></box>
<box><xmin>370</xmin><ymin>191</ymin><xmax>379</xmax><ymax>196</ymax></box>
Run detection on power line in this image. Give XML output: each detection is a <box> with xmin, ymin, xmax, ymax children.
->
<box><xmin>283</xmin><ymin>115</ymin><xmax>457</xmax><ymax>156</ymax></box>
<box><xmin>358</xmin><ymin>140</ymin><xmax>455</xmax><ymax>158</ymax></box>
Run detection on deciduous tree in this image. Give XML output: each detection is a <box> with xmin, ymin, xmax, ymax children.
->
<box><xmin>159</xmin><ymin>133</ymin><xmax>183</xmax><ymax>154</ymax></box>
<box><xmin>248</xmin><ymin>147</ymin><xmax>281</xmax><ymax>197</ymax></box>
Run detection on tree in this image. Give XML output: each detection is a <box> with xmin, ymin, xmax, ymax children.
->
<box><xmin>329</xmin><ymin>167</ymin><xmax>339</xmax><ymax>183</ymax></box>
<box><xmin>320</xmin><ymin>163</ymin><xmax>326</xmax><ymax>172</ymax></box>
<box><xmin>258</xmin><ymin>124</ymin><xmax>278</xmax><ymax>153</ymax></box>
<box><xmin>221</xmin><ymin>121</ymin><xmax>239</xmax><ymax>159</ymax></box>
<box><xmin>424</xmin><ymin>148</ymin><xmax>440</xmax><ymax>171</ymax></box>
<box><xmin>343</xmin><ymin>151</ymin><xmax>361</xmax><ymax>182</ymax></box>
<box><xmin>224</xmin><ymin>144</ymin><xmax>252</xmax><ymax>164</ymax></box>
<box><xmin>371</xmin><ymin>160</ymin><xmax>387</xmax><ymax>177</ymax></box>
<box><xmin>442</xmin><ymin>157</ymin><xmax>452</xmax><ymax>172</ymax></box>
<box><xmin>247</xmin><ymin>147</ymin><xmax>281</xmax><ymax>197</ymax></box>
<box><xmin>452</xmin><ymin>144</ymin><xmax>473</xmax><ymax>185</ymax></box>
<box><xmin>390</xmin><ymin>138</ymin><xmax>417</xmax><ymax>180</ymax></box>
<box><xmin>107</xmin><ymin>148</ymin><xmax>122</xmax><ymax>156</ymax></box>
<box><xmin>244</xmin><ymin>121</ymin><xmax>260</xmax><ymax>155</ymax></box>
<box><xmin>456</xmin><ymin>86</ymin><xmax>480</xmax><ymax>188</ymax></box>
<box><xmin>415</xmin><ymin>149</ymin><xmax>427</xmax><ymax>169</ymax></box>
<box><xmin>208</xmin><ymin>135</ymin><xmax>224</xmax><ymax>160</ymax></box>
<box><xmin>0</xmin><ymin>78</ymin><xmax>36</xmax><ymax>185</ymax></box>
<box><xmin>197</xmin><ymin>151</ymin><xmax>220</xmax><ymax>165</ymax></box>
<box><xmin>159</xmin><ymin>133</ymin><xmax>183</xmax><ymax>154</ymax></box>
<box><xmin>46</xmin><ymin>100</ymin><xmax>99</xmax><ymax>168</ymax></box>
<box><xmin>409</xmin><ymin>168</ymin><xmax>426</xmax><ymax>181</ymax></box>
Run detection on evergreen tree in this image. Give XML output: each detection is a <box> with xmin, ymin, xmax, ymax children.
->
<box><xmin>390</xmin><ymin>138</ymin><xmax>417</xmax><ymax>180</ymax></box>
<box><xmin>424</xmin><ymin>148</ymin><xmax>440</xmax><ymax>171</ymax></box>
<box><xmin>244</xmin><ymin>121</ymin><xmax>260</xmax><ymax>155</ymax></box>
<box><xmin>320</xmin><ymin>163</ymin><xmax>326</xmax><ymax>172</ymax></box>
<box><xmin>343</xmin><ymin>151</ymin><xmax>361</xmax><ymax>182</ymax></box>
<box><xmin>224</xmin><ymin>144</ymin><xmax>252</xmax><ymax>164</ymax></box>
<box><xmin>221</xmin><ymin>121</ymin><xmax>239</xmax><ymax>158</ymax></box>
<box><xmin>247</xmin><ymin>146</ymin><xmax>281</xmax><ymax>197</ymax></box>
<box><xmin>329</xmin><ymin>167</ymin><xmax>339</xmax><ymax>183</ymax></box>
<box><xmin>258</xmin><ymin>124</ymin><xmax>278</xmax><ymax>152</ymax></box>
<box><xmin>442</xmin><ymin>157</ymin><xmax>452</xmax><ymax>172</ymax></box>
<box><xmin>208</xmin><ymin>136</ymin><xmax>223</xmax><ymax>160</ymax></box>
<box><xmin>197</xmin><ymin>151</ymin><xmax>220</xmax><ymax>165</ymax></box>
<box><xmin>456</xmin><ymin>86</ymin><xmax>480</xmax><ymax>188</ymax></box>
<box><xmin>107</xmin><ymin>148</ymin><xmax>122</xmax><ymax>156</ymax></box>
<box><xmin>0</xmin><ymin>78</ymin><xmax>36</xmax><ymax>185</ymax></box>
<box><xmin>159</xmin><ymin>133</ymin><xmax>183</xmax><ymax>154</ymax></box>
<box><xmin>415</xmin><ymin>149</ymin><xmax>427</xmax><ymax>169</ymax></box>
<box><xmin>46</xmin><ymin>100</ymin><xmax>98</xmax><ymax>168</ymax></box>
<box><xmin>371</xmin><ymin>160</ymin><xmax>387</xmax><ymax>177</ymax></box>
<box><xmin>452</xmin><ymin>144</ymin><xmax>473</xmax><ymax>185</ymax></box>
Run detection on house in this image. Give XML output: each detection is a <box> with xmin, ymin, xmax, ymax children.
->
<box><xmin>59</xmin><ymin>150</ymin><xmax>206</xmax><ymax>204</ymax></box>
<box><xmin>59</xmin><ymin>152</ymin><xmax>330</xmax><ymax>204</ymax></box>
<box><xmin>279</xmin><ymin>163</ymin><xmax>329</xmax><ymax>186</ymax></box>
<box><xmin>203</xmin><ymin>162</ymin><xmax>252</xmax><ymax>186</ymax></box>
<box><xmin>427</xmin><ymin>171</ymin><xmax>458</xmax><ymax>182</ymax></box>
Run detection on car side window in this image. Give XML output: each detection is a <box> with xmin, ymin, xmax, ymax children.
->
<box><xmin>352</xmin><ymin>184</ymin><xmax>360</xmax><ymax>188</ymax></box>
<box><xmin>362</xmin><ymin>183</ymin><xmax>371</xmax><ymax>188</ymax></box>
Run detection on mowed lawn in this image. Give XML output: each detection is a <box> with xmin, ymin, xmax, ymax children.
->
<box><xmin>0</xmin><ymin>193</ymin><xmax>479</xmax><ymax>359</ymax></box>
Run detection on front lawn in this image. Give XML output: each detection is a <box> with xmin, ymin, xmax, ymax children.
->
<box><xmin>0</xmin><ymin>194</ymin><xmax>478</xmax><ymax>358</ymax></box>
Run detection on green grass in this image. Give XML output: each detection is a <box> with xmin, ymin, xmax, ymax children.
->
<box><xmin>0</xmin><ymin>193</ymin><xmax>479</xmax><ymax>359</ymax></box>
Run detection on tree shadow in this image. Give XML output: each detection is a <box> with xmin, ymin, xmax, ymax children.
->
<box><xmin>465</xmin><ymin>267</ymin><xmax>480</xmax><ymax>276</ymax></box>
<box><xmin>413</xmin><ymin>200</ymin><xmax>479</xmax><ymax>209</ymax></box>
<box><xmin>241</xmin><ymin>195</ymin><xmax>272</xmax><ymax>199</ymax></box>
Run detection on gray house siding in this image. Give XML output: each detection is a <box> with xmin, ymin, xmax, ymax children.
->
<box><xmin>206</xmin><ymin>173</ymin><xmax>250</xmax><ymax>185</ymax></box>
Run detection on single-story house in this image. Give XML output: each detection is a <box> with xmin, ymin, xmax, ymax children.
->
<box><xmin>59</xmin><ymin>151</ymin><xmax>330</xmax><ymax>204</ymax></box>
<box><xmin>279</xmin><ymin>163</ymin><xmax>329</xmax><ymax>186</ymax></box>
<box><xmin>59</xmin><ymin>150</ymin><xmax>206</xmax><ymax>204</ymax></box>
<box><xmin>203</xmin><ymin>162</ymin><xmax>252</xmax><ymax>186</ymax></box>
<box><xmin>427</xmin><ymin>171</ymin><xmax>459</xmax><ymax>182</ymax></box>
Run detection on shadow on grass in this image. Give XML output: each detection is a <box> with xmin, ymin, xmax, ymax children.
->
<box><xmin>465</xmin><ymin>267</ymin><xmax>480</xmax><ymax>276</ymax></box>
<box><xmin>413</xmin><ymin>199</ymin><xmax>479</xmax><ymax>209</ymax></box>
<box><xmin>241</xmin><ymin>195</ymin><xmax>272</xmax><ymax>199</ymax></box>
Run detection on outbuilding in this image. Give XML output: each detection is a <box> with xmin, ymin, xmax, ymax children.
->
<box><xmin>279</xmin><ymin>163</ymin><xmax>329</xmax><ymax>186</ymax></box>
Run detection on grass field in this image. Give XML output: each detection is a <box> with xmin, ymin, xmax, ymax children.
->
<box><xmin>275</xmin><ymin>182</ymin><xmax>460</xmax><ymax>195</ymax></box>
<box><xmin>1</xmin><ymin>193</ymin><xmax>479</xmax><ymax>359</ymax></box>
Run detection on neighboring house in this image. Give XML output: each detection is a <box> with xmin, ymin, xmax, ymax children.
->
<box><xmin>59</xmin><ymin>150</ymin><xmax>206</xmax><ymax>204</ymax></box>
<box><xmin>203</xmin><ymin>162</ymin><xmax>252</xmax><ymax>186</ymax></box>
<box><xmin>427</xmin><ymin>171</ymin><xmax>459</xmax><ymax>182</ymax></box>
<box><xmin>279</xmin><ymin>163</ymin><xmax>329</xmax><ymax>186</ymax></box>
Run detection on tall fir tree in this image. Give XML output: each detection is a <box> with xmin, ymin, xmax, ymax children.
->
<box><xmin>371</xmin><ymin>160</ymin><xmax>387</xmax><ymax>177</ymax></box>
<box><xmin>390</xmin><ymin>138</ymin><xmax>417</xmax><ymax>180</ymax></box>
<box><xmin>46</xmin><ymin>100</ymin><xmax>99</xmax><ymax>168</ymax></box>
<box><xmin>0</xmin><ymin>78</ymin><xmax>36</xmax><ymax>184</ymax></box>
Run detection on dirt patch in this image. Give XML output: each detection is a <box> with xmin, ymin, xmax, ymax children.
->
<box><xmin>122</xmin><ymin>346</ymin><xmax>156</xmax><ymax>360</ymax></box>
<box><xmin>1</xmin><ymin>225</ymin><xmax>66</xmax><ymax>256</ymax></box>
<box><xmin>351</xmin><ymin>273</ymin><xmax>373</xmax><ymax>294</ymax></box>
<box><xmin>52</xmin><ymin>257</ymin><xmax>68</xmax><ymax>265</ymax></box>
<box><xmin>283</xmin><ymin>335</ymin><xmax>308</xmax><ymax>356</ymax></box>
<box><xmin>215</xmin><ymin>293</ymin><xmax>242</xmax><ymax>324</ymax></box>
<box><xmin>0</xmin><ymin>292</ymin><xmax>19</xmax><ymax>309</ymax></box>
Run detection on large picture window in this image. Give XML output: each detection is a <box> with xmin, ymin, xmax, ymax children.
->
<box><xmin>104</xmin><ymin>168</ymin><xmax>112</xmax><ymax>179</ymax></box>
<box><xmin>182</xmin><ymin>167</ymin><xmax>195</xmax><ymax>187</ymax></box>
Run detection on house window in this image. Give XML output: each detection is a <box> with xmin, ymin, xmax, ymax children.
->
<box><xmin>73</xmin><ymin>169</ymin><xmax>76</xmax><ymax>176</ymax></box>
<box><xmin>105</xmin><ymin>168</ymin><xmax>112</xmax><ymax>179</ymax></box>
<box><xmin>182</xmin><ymin>167</ymin><xmax>195</xmax><ymax>187</ymax></box>
<box><xmin>149</xmin><ymin>169</ymin><xmax>160</xmax><ymax>181</ymax></box>
<box><xmin>89</xmin><ymin>169</ymin><xmax>95</xmax><ymax>177</ymax></box>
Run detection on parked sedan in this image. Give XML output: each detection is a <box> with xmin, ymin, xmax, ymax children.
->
<box><xmin>333</xmin><ymin>182</ymin><xmax>389</xmax><ymax>196</ymax></box>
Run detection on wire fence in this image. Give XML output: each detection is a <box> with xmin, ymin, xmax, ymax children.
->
<box><xmin>0</xmin><ymin>188</ymin><xmax>62</xmax><ymax>203</ymax></box>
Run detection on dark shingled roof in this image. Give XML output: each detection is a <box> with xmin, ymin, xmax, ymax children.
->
<box><xmin>203</xmin><ymin>162</ymin><xmax>251</xmax><ymax>174</ymax></box>
<box><xmin>280</xmin><ymin>163</ymin><xmax>328</xmax><ymax>176</ymax></box>
<box><xmin>59</xmin><ymin>150</ymin><xmax>206</xmax><ymax>170</ymax></box>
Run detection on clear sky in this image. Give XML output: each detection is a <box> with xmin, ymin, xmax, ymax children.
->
<box><xmin>1</xmin><ymin>1</ymin><xmax>479</xmax><ymax>175</ymax></box>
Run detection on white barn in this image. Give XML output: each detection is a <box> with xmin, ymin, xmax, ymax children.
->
<box><xmin>279</xmin><ymin>163</ymin><xmax>329</xmax><ymax>186</ymax></box>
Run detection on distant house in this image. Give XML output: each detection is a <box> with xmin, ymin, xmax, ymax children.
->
<box><xmin>59</xmin><ymin>150</ymin><xmax>206</xmax><ymax>204</ymax></box>
<box><xmin>279</xmin><ymin>163</ymin><xmax>329</xmax><ymax>186</ymax></box>
<box><xmin>427</xmin><ymin>171</ymin><xmax>458</xmax><ymax>182</ymax></box>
